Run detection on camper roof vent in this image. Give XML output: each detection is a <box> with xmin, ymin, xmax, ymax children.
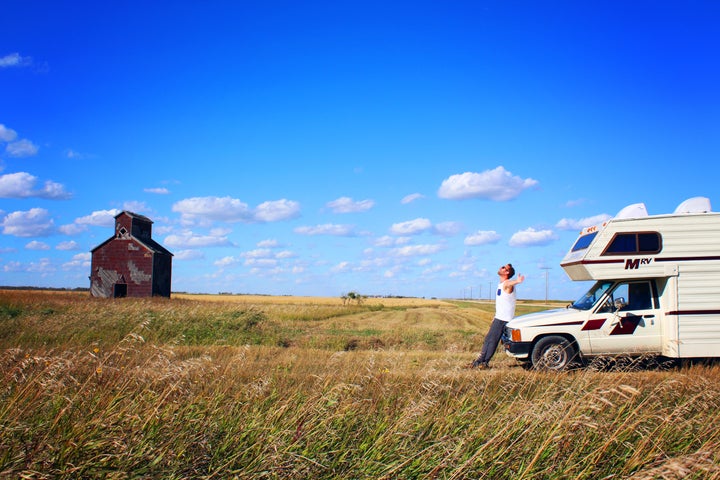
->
<box><xmin>615</xmin><ymin>202</ymin><xmax>648</xmax><ymax>219</ymax></box>
<box><xmin>674</xmin><ymin>196</ymin><xmax>712</xmax><ymax>214</ymax></box>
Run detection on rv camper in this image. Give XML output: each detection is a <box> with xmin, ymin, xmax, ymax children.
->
<box><xmin>503</xmin><ymin>197</ymin><xmax>720</xmax><ymax>370</ymax></box>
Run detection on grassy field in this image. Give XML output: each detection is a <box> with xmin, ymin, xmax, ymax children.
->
<box><xmin>1</xmin><ymin>290</ymin><xmax>719</xmax><ymax>479</ymax></box>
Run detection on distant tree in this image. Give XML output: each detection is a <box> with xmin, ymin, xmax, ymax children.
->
<box><xmin>341</xmin><ymin>291</ymin><xmax>365</xmax><ymax>306</ymax></box>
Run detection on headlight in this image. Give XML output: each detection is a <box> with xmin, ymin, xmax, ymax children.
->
<box><xmin>510</xmin><ymin>328</ymin><xmax>522</xmax><ymax>342</ymax></box>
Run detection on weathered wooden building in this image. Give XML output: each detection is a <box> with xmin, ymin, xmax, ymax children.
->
<box><xmin>90</xmin><ymin>211</ymin><xmax>173</xmax><ymax>298</ymax></box>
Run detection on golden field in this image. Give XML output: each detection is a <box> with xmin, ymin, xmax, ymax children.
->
<box><xmin>1</xmin><ymin>289</ymin><xmax>718</xmax><ymax>479</ymax></box>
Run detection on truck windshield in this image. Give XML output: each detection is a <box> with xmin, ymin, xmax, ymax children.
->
<box><xmin>570</xmin><ymin>281</ymin><xmax>614</xmax><ymax>310</ymax></box>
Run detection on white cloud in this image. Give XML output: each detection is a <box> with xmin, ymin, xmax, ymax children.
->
<box><xmin>244</xmin><ymin>258</ymin><xmax>278</xmax><ymax>268</ymax></box>
<box><xmin>390</xmin><ymin>218</ymin><xmax>432</xmax><ymax>235</ymax></box>
<box><xmin>257</xmin><ymin>239</ymin><xmax>280</xmax><ymax>248</ymax></box>
<box><xmin>3</xmin><ymin>257</ymin><xmax>54</xmax><ymax>274</ymax></box>
<box><xmin>384</xmin><ymin>266</ymin><xmax>405</xmax><ymax>278</ymax></box>
<box><xmin>122</xmin><ymin>201</ymin><xmax>149</xmax><ymax>213</ymax></box>
<box><xmin>62</xmin><ymin>253</ymin><xmax>91</xmax><ymax>270</ymax></box>
<box><xmin>434</xmin><ymin>221</ymin><xmax>462</xmax><ymax>236</ymax></box>
<box><xmin>6</xmin><ymin>139</ymin><xmax>39</xmax><ymax>157</ymax></box>
<box><xmin>464</xmin><ymin>230</ymin><xmax>502</xmax><ymax>246</ymax></box>
<box><xmin>173</xmin><ymin>196</ymin><xmax>300</xmax><ymax>225</ymax></box>
<box><xmin>331</xmin><ymin>261</ymin><xmax>352</xmax><ymax>273</ymax></box>
<box><xmin>438</xmin><ymin>166</ymin><xmax>538</xmax><ymax>201</ymax></box>
<box><xmin>565</xmin><ymin>198</ymin><xmax>586</xmax><ymax>208</ymax></box>
<box><xmin>294</xmin><ymin>223</ymin><xmax>356</xmax><ymax>236</ymax></box>
<box><xmin>173</xmin><ymin>196</ymin><xmax>253</xmax><ymax>224</ymax></box>
<box><xmin>422</xmin><ymin>264</ymin><xmax>446</xmax><ymax>275</ymax></box>
<box><xmin>56</xmin><ymin>240</ymin><xmax>79</xmax><ymax>251</ymax></box>
<box><xmin>326</xmin><ymin>196</ymin><xmax>375</xmax><ymax>213</ymax></box>
<box><xmin>255</xmin><ymin>199</ymin><xmax>301</xmax><ymax>222</ymax></box>
<box><xmin>215</xmin><ymin>256</ymin><xmax>241</xmax><ymax>267</ymax></box>
<box><xmin>555</xmin><ymin>214</ymin><xmax>611</xmax><ymax>231</ymax></box>
<box><xmin>3</xmin><ymin>261</ymin><xmax>23</xmax><ymax>272</ymax></box>
<box><xmin>0</xmin><ymin>172</ymin><xmax>71</xmax><ymax>199</ymax></box>
<box><xmin>0</xmin><ymin>173</ymin><xmax>37</xmax><ymax>197</ymax></box>
<box><xmin>144</xmin><ymin>187</ymin><xmax>170</xmax><ymax>194</ymax></box>
<box><xmin>75</xmin><ymin>209</ymin><xmax>121</xmax><ymax>227</ymax></box>
<box><xmin>401</xmin><ymin>193</ymin><xmax>424</xmax><ymax>204</ymax></box>
<box><xmin>40</xmin><ymin>180</ymin><xmax>71</xmax><ymax>199</ymax></box>
<box><xmin>25</xmin><ymin>240</ymin><xmax>50</xmax><ymax>250</ymax></box>
<box><xmin>509</xmin><ymin>228</ymin><xmax>557</xmax><ymax>247</ymax></box>
<box><xmin>164</xmin><ymin>230</ymin><xmax>232</xmax><ymax>249</ymax></box>
<box><xmin>241</xmin><ymin>248</ymin><xmax>272</xmax><ymax>259</ymax></box>
<box><xmin>373</xmin><ymin>235</ymin><xmax>412</xmax><ymax>247</ymax></box>
<box><xmin>0</xmin><ymin>124</ymin><xmax>18</xmax><ymax>142</ymax></box>
<box><xmin>0</xmin><ymin>124</ymin><xmax>39</xmax><ymax>159</ymax></box>
<box><xmin>391</xmin><ymin>243</ymin><xmax>444</xmax><ymax>257</ymax></box>
<box><xmin>59</xmin><ymin>223</ymin><xmax>87</xmax><ymax>235</ymax></box>
<box><xmin>174</xmin><ymin>250</ymin><xmax>205</xmax><ymax>261</ymax></box>
<box><xmin>2</xmin><ymin>208</ymin><xmax>55</xmax><ymax>237</ymax></box>
<box><xmin>66</xmin><ymin>149</ymin><xmax>84</xmax><ymax>159</ymax></box>
<box><xmin>0</xmin><ymin>53</ymin><xmax>32</xmax><ymax>68</ymax></box>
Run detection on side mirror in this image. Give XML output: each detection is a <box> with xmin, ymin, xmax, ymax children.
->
<box><xmin>614</xmin><ymin>297</ymin><xmax>627</xmax><ymax>310</ymax></box>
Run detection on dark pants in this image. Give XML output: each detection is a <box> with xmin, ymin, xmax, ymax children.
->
<box><xmin>473</xmin><ymin>317</ymin><xmax>508</xmax><ymax>366</ymax></box>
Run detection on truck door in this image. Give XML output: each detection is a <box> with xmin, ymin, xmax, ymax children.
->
<box><xmin>585</xmin><ymin>280</ymin><xmax>663</xmax><ymax>354</ymax></box>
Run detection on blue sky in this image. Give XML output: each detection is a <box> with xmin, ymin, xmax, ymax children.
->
<box><xmin>1</xmin><ymin>1</ymin><xmax>719</xmax><ymax>300</ymax></box>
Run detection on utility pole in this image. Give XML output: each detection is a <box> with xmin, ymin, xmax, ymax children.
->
<box><xmin>541</xmin><ymin>267</ymin><xmax>552</xmax><ymax>304</ymax></box>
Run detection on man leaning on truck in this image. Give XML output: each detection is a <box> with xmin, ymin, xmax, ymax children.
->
<box><xmin>469</xmin><ymin>263</ymin><xmax>525</xmax><ymax>369</ymax></box>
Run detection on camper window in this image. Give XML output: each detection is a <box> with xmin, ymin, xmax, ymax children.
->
<box><xmin>571</xmin><ymin>231</ymin><xmax>598</xmax><ymax>252</ymax></box>
<box><xmin>602</xmin><ymin>232</ymin><xmax>661</xmax><ymax>255</ymax></box>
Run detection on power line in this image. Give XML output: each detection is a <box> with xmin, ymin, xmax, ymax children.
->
<box><xmin>540</xmin><ymin>267</ymin><xmax>552</xmax><ymax>304</ymax></box>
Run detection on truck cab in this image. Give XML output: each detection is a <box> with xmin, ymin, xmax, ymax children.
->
<box><xmin>503</xmin><ymin>197</ymin><xmax>720</xmax><ymax>370</ymax></box>
<box><xmin>505</xmin><ymin>278</ymin><xmax>665</xmax><ymax>369</ymax></box>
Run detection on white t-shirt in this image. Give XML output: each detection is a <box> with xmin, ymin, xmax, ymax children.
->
<box><xmin>495</xmin><ymin>280</ymin><xmax>517</xmax><ymax>321</ymax></box>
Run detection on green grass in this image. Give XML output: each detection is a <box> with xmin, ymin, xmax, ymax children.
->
<box><xmin>1</xmin><ymin>290</ymin><xmax>719</xmax><ymax>479</ymax></box>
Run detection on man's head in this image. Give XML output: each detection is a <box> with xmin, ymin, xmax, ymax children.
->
<box><xmin>498</xmin><ymin>263</ymin><xmax>515</xmax><ymax>278</ymax></box>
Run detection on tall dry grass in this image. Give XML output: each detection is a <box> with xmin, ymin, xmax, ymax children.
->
<box><xmin>1</xmin><ymin>290</ymin><xmax>718</xmax><ymax>478</ymax></box>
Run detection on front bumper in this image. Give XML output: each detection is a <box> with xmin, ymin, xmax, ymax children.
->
<box><xmin>503</xmin><ymin>339</ymin><xmax>532</xmax><ymax>358</ymax></box>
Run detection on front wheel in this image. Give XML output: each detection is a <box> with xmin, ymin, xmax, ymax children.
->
<box><xmin>531</xmin><ymin>336</ymin><xmax>577</xmax><ymax>371</ymax></box>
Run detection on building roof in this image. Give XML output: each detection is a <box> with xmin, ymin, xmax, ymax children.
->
<box><xmin>90</xmin><ymin>211</ymin><xmax>172</xmax><ymax>256</ymax></box>
<box><xmin>90</xmin><ymin>235</ymin><xmax>173</xmax><ymax>256</ymax></box>
<box><xmin>116</xmin><ymin>210</ymin><xmax>154</xmax><ymax>223</ymax></box>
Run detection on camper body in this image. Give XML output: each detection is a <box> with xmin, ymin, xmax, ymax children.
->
<box><xmin>503</xmin><ymin>197</ymin><xmax>720</xmax><ymax>369</ymax></box>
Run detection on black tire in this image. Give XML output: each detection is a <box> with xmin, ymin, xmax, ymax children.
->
<box><xmin>531</xmin><ymin>335</ymin><xmax>577</xmax><ymax>371</ymax></box>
